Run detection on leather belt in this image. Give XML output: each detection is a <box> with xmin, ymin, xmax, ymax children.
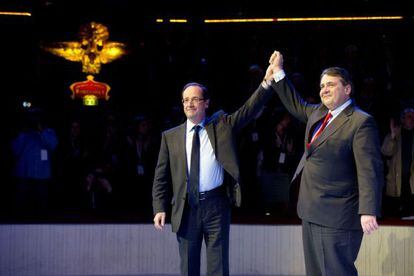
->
<box><xmin>199</xmin><ymin>185</ymin><xmax>226</xmax><ymax>201</ymax></box>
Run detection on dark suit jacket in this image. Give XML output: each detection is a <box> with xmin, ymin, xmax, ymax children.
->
<box><xmin>153</xmin><ymin>85</ymin><xmax>274</xmax><ymax>232</ymax></box>
<box><xmin>272</xmin><ymin>78</ymin><xmax>383</xmax><ymax>230</ymax></box>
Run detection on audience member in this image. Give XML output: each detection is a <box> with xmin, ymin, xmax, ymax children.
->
<box><xmin>11</xmin><ymin>108</ymin><xmax>58</xmax><ymax>217</ymax></box>
<box><xmin>258</xmin><ymin>110</ymin><xmax>299</xmax><ymax>215</ymax></box>
<box><xmin>120</xmin><ymin>115</ymin><xmax>158</xmax><ymax>216</ymax></box>
<box><xmin>381</xmin><ymin>108</ymin><xmax>414</xmax><ymax>217</ymax></box>
<box><xmin>56</xmin><ymin>119</ymin><xmax>90</xmax><ymax>214</ymax></box>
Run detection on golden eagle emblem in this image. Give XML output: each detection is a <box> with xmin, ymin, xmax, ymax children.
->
<box><xmin>43</xmin><ymin>22</ymin><xmax>126</xmax><ymax>74</ymax></box>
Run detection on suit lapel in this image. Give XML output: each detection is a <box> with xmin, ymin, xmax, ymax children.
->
<box><xmin>296</xmin><ymin>102</ymin><xmax>355</xmax><ymax>177</ymax></box>
<box><xmin>205</xmin><ymin>117</ymin><xmax>216</xmax><ymax>154</ymax></box>
<box><xmin>308</xmin><ymin>103</ymin><xmax>354</xmax><ymax>152</ymax></box>
<box><xmin>177</xmin><ymin>122</ymin><xmax>188</xmax><ymax>179</ymax></box>
<box><xmin>179</xmin><ymin>118</ymin><xmax>216</xmax><ymax>174</ymax></box>
<box><xmin>305</xmin><ymin>106</ymin><xmax>328</xmax><ymax>156</ymax></box>
<box><xmin>306</xmin><ymin>109</ymin><xmax>327</xmax><ymax>142</ymax></box>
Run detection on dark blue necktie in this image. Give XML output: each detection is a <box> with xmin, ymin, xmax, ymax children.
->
<box><xmin>188</xmin><ymin>125</ymin><xmax>201</xmax><ymax>208</ymax></box>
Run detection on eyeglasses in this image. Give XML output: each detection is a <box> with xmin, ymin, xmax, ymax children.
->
<box><xmin>182</xmin><ymin>97</ymin><xmax>205</xmax><ymax>104</ymax></box>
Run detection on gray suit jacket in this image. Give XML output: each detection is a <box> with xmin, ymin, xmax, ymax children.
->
<box><xmin>153</xmin><ymin>85</ymin><xmax>274</xmax><ymax>232</ymax></box>
<box><xmin>272</xmin><ymin>78</ymin><xmax>383</xmax><ymax>230</ymax></box>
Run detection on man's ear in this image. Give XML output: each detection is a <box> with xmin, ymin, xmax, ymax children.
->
<box><xmin>345</xmin><ymin>84</ymin><xmax>352</xmax><ymax>96</ymax></box>
<box><xmin>205</xmin><ymin>99</ymin><xmax>210</xmax><ymax>109</ymax></box>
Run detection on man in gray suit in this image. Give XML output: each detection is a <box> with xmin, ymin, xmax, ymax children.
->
<box><xmin>263</xmin><ymin>51</ymin><xmax>383</xmax><ymax>276</ymax></box>
<box><xmin>152</xmin><ymin>81</ymin><xmax>274</xmax><ymax>276</ymax></box>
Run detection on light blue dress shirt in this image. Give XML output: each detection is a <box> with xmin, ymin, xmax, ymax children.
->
<box><xmin>186</xmin><ymin>119</ymin><xmax>223</xmax><ymax>192</ymax></box>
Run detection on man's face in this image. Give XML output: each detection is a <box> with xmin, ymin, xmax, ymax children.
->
<box><xmin>137</xmin><ymin>121</ymin><xmax>149</xmax><ymax>135</ymax></box>
<box><xmin>402</xmin><ymin>111</ymin><xmax>414</xmax><ymax>130</ymax></box>
<box><xmin>182</xmin><ymin>86</ymin><xmax>209</xmax><ymax>124</ymax></box>
<box><xmin>70</xmin><ymin>122</ymin><xmax>81</xmax><ymax>137</ymax></box>
<box><xmin>319</xmin><ymin>75</ymin><xmax>351</xmax><ymax>111</ymax></box>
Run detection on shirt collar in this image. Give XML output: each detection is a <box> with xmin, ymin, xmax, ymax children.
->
<box><xmin>330</xmin><ymin>99</ymin><xmax>352</xmax><ymax>118</ymax></box>
<box><xmin>186</xmin><ymin>119</ymin><xmax>205</xmax><ymax>134</ymax></box>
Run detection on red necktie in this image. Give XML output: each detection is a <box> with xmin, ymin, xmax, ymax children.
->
<box><xmin>307</xmin><ymin>112</ymin><xmax>332</xmax><ymax>148</ymax></box>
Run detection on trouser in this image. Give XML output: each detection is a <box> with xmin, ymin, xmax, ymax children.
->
<box><xmin>302</xmin><ymin>220</ymin><xmax>363</xmax><ymax>276</ymax></box>
<box><xmin>177</xmin><ymin>187</ymin><xmax>230</xmax><ymax>276</ymax></box>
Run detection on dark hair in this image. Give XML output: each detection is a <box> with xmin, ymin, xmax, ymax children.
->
<box><xmin>23</xmin><ymin>107</ymin><xmax>45</xmax><ymax>130</ymax></box>
<box><xmin>320</xmin><ymin>67</ymin><xmax>354</xmax><ymax>95</ymax></box>
<box><xmin>401</xmin><ymin>108</ymin><xmax>414</xmax><ymax>119</ymax></box>
<box><xmin>181</xmin><ymin>82</ymin><xmax>210</xmax><ymax>100</ymax></box>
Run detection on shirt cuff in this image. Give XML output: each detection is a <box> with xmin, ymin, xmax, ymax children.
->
<box><xmin>273</xmin><ymin>70</ymin><xmax>286</xmax><ymax>82</ymax></box>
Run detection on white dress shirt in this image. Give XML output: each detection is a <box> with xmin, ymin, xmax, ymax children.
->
<box><xmin>186</xmin><ymin>119</ymin><xmax>223</xmax><ymax>192</ymax></box>
<box><xmin>328</xmin><ymin>99</ymin><xmax>352</xmax><ymax>125</ymax></box>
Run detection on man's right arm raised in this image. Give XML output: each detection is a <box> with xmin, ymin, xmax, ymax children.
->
<box><xmin>265</xmin><ymin>50</ymin><xmax>315</xmax><ymax>123</ymax></box>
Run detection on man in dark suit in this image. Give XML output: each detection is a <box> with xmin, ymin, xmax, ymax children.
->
<box><xmin>263</xmin><ymin>51</ymin><xmax>383</xmax><ymax>276</ymax></box>
<box><xmin>152</xmin><ymin>81</ymin><xmax>274</xmax><ymax>276</ymax></box>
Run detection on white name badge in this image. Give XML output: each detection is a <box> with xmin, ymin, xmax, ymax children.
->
<box><xmin>251</xmin><ymin>132</ymin><xmax>259</xmax><ymax>142</ymax></box>
<box><xmin>137</xmin><ymin>165</ymin><xmax>145</xmax><ymax>176</ymax></box>
<box><xmin>41</xmin><ymin>149</ymin><xmax>48</xmax><ymax>161</ymax></box>
<box><xmin>278</xmin><ymin>152</ymin><xmax>286</xmax><ymax>164</ymax></box>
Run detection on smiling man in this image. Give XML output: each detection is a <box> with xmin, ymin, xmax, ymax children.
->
<box><xmin>263</xmin><ymin>51</ymin><xmax>383</xmax><ymax>276</ymax></box>
<box><xmin>152</xmin><ymin>80</ymin><xmax>274</xmax><ymax>276</ymax></box>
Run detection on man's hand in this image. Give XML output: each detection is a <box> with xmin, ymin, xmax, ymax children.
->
<box><xmin>361</xmin><ymin>215</ymin><xmax>379</xmax><ymax>235</ymax></box>
<box><xmin>390</xmin><ymin>118</ymin><xmax>400</xmax><ymax>140</ymax></box>
<box><xmin>264</xmin><ymin>50</ymin><xmax>284</xmax><ymax>83</ymax></box>
<box><xmin>153</xmin><ymin>212</ymin><xmax>166</xmax><ymax>230</ymax></box>
<box><xmin>269</xmin><ymin>51</ymin><xmax>283</xmax><ymax>71</ymax></box>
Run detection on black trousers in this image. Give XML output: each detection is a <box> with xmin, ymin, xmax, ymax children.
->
<box><xmin>177</xmin><ymin>192</ymin><xmax>230</xmax><ymax>276</ymax></box>
<box><xmin>302</xmin><ymin>220</ymin><xmax>363</xmax><ymax>276</ymax></box>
